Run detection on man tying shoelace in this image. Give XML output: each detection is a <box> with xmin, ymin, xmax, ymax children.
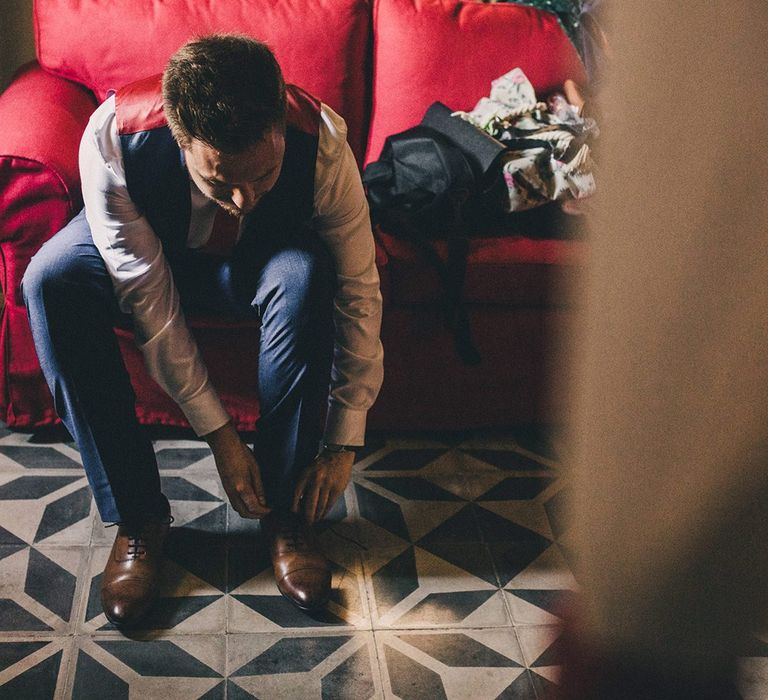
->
<box><xmin>22</xmin><ymin>34</ymin><xmax>383</xmax><ymax>626</ymax></box>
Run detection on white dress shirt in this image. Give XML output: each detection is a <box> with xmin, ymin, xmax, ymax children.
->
<box><xmin>79</xmin><ymin>95</ymin><xmax>383</xmax><ymax>445</ymax></box>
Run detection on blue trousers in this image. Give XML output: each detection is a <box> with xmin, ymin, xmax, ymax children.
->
<box><xmin>22</xmin><ymin>209</ymin><xmax>335</xmax><ymax>524</ymax></box>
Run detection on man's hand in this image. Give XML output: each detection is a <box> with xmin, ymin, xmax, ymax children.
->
<box><xmin>204</xmin><ymin>421</ymin><xmax>271</xmax><ymax>519</ymax></box>
<box><xmin>292</xmin><ymin>449</ymin><xmax>355</xmax><ymax>524</ymax></box>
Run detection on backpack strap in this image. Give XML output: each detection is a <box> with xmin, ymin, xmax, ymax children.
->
<box><xmin>402</xmin><ymin>196</ymin><xmax>481</xmax><ymax>367</ymax></box>
<box><xmin>445</xmin><ymin>234</ymin><xmax>481</xmax><ymax>367</ymax></box>
<box><xmin>362</xmin><ymin>114</ymin><xmax>484</xmax><ymax>365</ymax></box>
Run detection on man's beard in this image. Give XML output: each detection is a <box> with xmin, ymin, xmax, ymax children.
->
<box><xmin>199</xmin><ymin>189</ymin><xmax>247</xmax><ymax>218</ymax></box>
<box><xmin>215</xmin><ymin>200</ymin><xmax>243</xmax><ymax>218</ymax></box>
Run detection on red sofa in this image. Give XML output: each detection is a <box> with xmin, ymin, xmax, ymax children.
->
<box><xmin>0</xmin><ymin>0</ymin><xmax>586</xmax><ymax>432</ymax></box>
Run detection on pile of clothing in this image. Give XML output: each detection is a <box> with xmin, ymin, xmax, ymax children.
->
<box><xmin>453</xmin><ymin>67</ymin><xmax>598</xmax><ymax>212</ymax></box>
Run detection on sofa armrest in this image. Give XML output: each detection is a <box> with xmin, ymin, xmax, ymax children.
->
<box><xmin>0</xmin><ymin>62</ymin><xmax>97</xmax><ymax>244</ymax></box>
<box><xmin>0</xmin><ymin>63</ymin><xmax>97</xmax><ymax>428</ymax></box>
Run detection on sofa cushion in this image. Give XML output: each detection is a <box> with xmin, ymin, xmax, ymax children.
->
<box><xmin>34</xmin><ymin>0</ymin><xmax>371</xmax><ymax>161</ymax></box>
<box><xmin>367</xmin><ymin>0</ymin><xmax>586</xmax><ymax>164</ymax></box>
<box><xmin>376</xmin><ymin>228</ymin><xmax>584</xmax><ymax>307</ymax></box>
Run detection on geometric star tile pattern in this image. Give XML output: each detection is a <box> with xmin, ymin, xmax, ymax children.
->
<box><xmin>0</xmin><ymin>424</ymin><xmax>763</xmax><ymax>697</ymax></box>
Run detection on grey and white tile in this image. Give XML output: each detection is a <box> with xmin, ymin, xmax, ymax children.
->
<box><xmin>0</xmin><ymin>546</ymin><xmax>87</xmax><ymax>635</ymax></box>
<box><xmin>0</xmin><ymin>473</ymin><xmax>93</xmax><ymax>546</ymax></box>
<box><xmin>0</xmin><ymin>425</ymin><xmax>579</xmax><ymax>698</ymax></box>
<box><xmin>0</xmin><ymin>637</ymin><xmax>70</xmax><ymax>699</ymax></box>
<box><xmin>515</xmin><ymin>624</ymin><xmax>563</xmax><ymax>691</ymax></box>
<box><xmin>68</xmin><ymin>634</ymin><xmax>225</xmax><ymax>699</ymax></box>
<box><xmin>377</xmin><ymin>629</ymin><xmax>536</xmax><ymax>699</ymax></box>
<box><xmin>363</xmin><ymin>543</ymin><xmax>509</xmax><ymax>630</ymax></box>
<box><xmin>227</xmin><ymin>632</ymin><xmax>380</xmax><ymax>698</ymax></box>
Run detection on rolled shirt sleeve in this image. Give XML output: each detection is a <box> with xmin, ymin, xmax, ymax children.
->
<box><xmin>79</xmin><ymin>97</ymin><xmax>231</xmax><ymax>436</ymax></box>
<box><xmin>314</xmin><ymin>106</ymin><xmax>384</xmax><ymax>446</ymax></box>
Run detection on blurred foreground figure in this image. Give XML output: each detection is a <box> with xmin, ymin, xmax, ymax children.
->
<box><xmin>557</xmin><ymin>2</ymin><xmax>768</xmax><ymax>698</ymax></box>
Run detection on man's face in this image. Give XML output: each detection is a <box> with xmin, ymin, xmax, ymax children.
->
<box><xmin>183</xmin><ymin>128</ymin><xmax>285</xmax><ymax>217</ymax></box>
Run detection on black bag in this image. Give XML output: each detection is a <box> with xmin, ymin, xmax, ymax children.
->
<box><xmin>364</xmin><ymin>102</ymin><xmax>507</xmax><ymax>239</ymax></box>
<box><xmin>363</xmin><ymin>125</ymin><xmax>472</xmax><ymax>239</ymax></box>
<box><xmin>363</xmin><ymin>103</ymin><xmax>507</xmax><ymax>366</ymax></box>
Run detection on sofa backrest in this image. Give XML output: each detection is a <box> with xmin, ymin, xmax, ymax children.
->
<box><xmin>33</xmin><ymin>0</ymin><xmax>586</xmax><ymax>170</ymax></box>
<box><xmin>33</xmin><ymin>0</ymin><xmax>371</xmax><ymax>161</ymax></box>
<box><xmin>365</xmin><ymin>0</ymin><xmax>586</xmax><ymax>165</ymax></box>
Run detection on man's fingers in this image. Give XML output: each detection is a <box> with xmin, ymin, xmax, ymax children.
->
<box><xmin>228</xmin><ymin>481</ymin><xmax>270</xmax><ymax>519</ymax></box>
<box><xmin>225</xmin><ymin>489</ymin><xmax>249</xmax><ymax>518</ymax></box>
<box><xmin>242</xmin><ymin>455</ymin><xmax>269</xmax><ymax>517</ymax></box>
<box><xmin>315</xmin><ymin>488</ymin><xmax>331</xmax><ymax>524</ymax></box>
<box><xmin>292</xmin><ymin>476</ymin><xmax>309</xmax><ymax>513</ymax></box>
<box><xmin>239</xmin><ymin>487</ymin><xmax>262</xmax><ymax>515</ymax></box>
<box><xmin>304</xmin><ymin>479</ymin><xmax>321</xmax><ymax>524</ymax></box>
<box><xmin>248</xmin><ymin>458</ymin><xmax>268</xmax><ymax>507</ymax></box>
<box><xmin>321</xmin><ymin>488</ymin><xmax>341</xmax><ymax>520</ymax></box>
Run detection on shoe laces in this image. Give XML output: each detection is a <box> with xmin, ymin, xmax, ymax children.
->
<box><xmin>106</xmin><ymin>515</ymin><xmax>174</xmax><ymax>559</ymax></box>
<box><xmin>277</xmin><ymin>521</ymin><xmax>308</xmax><ymax>552</ymax></box>
<box><xmin>271</xmin><ymin>514</ymin><xmax>368</xmax><ymax>552</ymax></box>
<box><xmin>126</xmin><ymin>535</ymin><xmax>147</xmax><ymax>558</ymax></box>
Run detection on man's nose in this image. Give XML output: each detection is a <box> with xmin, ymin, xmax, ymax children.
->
<box><xmin>231</xmin><ymin>185</ymin><xmax>257</xmax><ymax>212</ymax></box>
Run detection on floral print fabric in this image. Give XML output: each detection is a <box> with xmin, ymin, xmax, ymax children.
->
<box><xmin>454</xmin><ymin>68</ymin><xmax>597</xmax><ymax>211</ymax></box>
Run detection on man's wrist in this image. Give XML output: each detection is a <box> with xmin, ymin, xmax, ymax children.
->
<box><xmin>320</xmin><ymin>442</ymin><xmax>357</xmax><ymax>454</ymax></box>
<box><xmin>203</xmin><ymin>419</ymin><xmax>238</xmax><ymax>449</ymax></box>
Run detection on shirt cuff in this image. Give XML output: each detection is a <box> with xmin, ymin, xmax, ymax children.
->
<box><xmin>323</xmin><ymin>404</ymin><xmax>368</xmax><ymax>446</ymax></box>
<box><xmin>178</xmin><ymin>386</ymin><xmax>231</xmax><ymax>437</ymax></box>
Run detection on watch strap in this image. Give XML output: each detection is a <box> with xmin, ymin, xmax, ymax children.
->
<box><xmin>322</xmin><ymin>442</ymin><xmax>356</xmax><ymax>454</ymax></box>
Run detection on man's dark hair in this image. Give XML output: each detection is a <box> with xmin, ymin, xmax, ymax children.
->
<box><xmin>162</xmin><ymin>34</ymin><xmax>286</xmax><ymax>153</ymax></box>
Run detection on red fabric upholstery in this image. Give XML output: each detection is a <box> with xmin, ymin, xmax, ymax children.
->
<box><xmin>376</xmin><ymin>229</ymin><xmax>584</xmax><ymax>306</ymax></box>
<box><xmin>0</xmin><ymin>65</ymin><xmax>97</xmax><ymax>428</ymax></box>
<box><xmin>366</xmin><ymin>0</ymin><xmax>586</xmax><ymax>164</ymax></box>
<box><xmin>0</xmin><ymin>64</ymin><xmax>94</xmax><ymax>208</ymax></box>
<box><xmin>369</xmin><ymin>305</ymin><xmax>571</xmax><ymax>429</ymax></box>
<box><xmin>34</xmin><ymin>0</ymin><xmax>371</xmax><ymax>161</ymax></box>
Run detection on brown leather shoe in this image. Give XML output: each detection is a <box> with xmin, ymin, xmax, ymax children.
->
<box><xmin>100</xmin><ymin>517</ymin><xmax>170</xmax><ymax>627</ymax></box>
<box><xmin>263</xmin><ymin>510</ymin><xmax>331</xmax><ymax>611</ymax></box>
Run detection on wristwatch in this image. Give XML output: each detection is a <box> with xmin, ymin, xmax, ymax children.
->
<box><xmin>321</xmin><ymin>442</ymin><xmax>357</xmax><ymax>454</ymax></box>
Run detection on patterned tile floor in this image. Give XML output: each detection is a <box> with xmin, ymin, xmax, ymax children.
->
<box><xmin>0</xmin><ymin>423</ymin><xmax>765</xmax><ymax>699</ymax></box>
